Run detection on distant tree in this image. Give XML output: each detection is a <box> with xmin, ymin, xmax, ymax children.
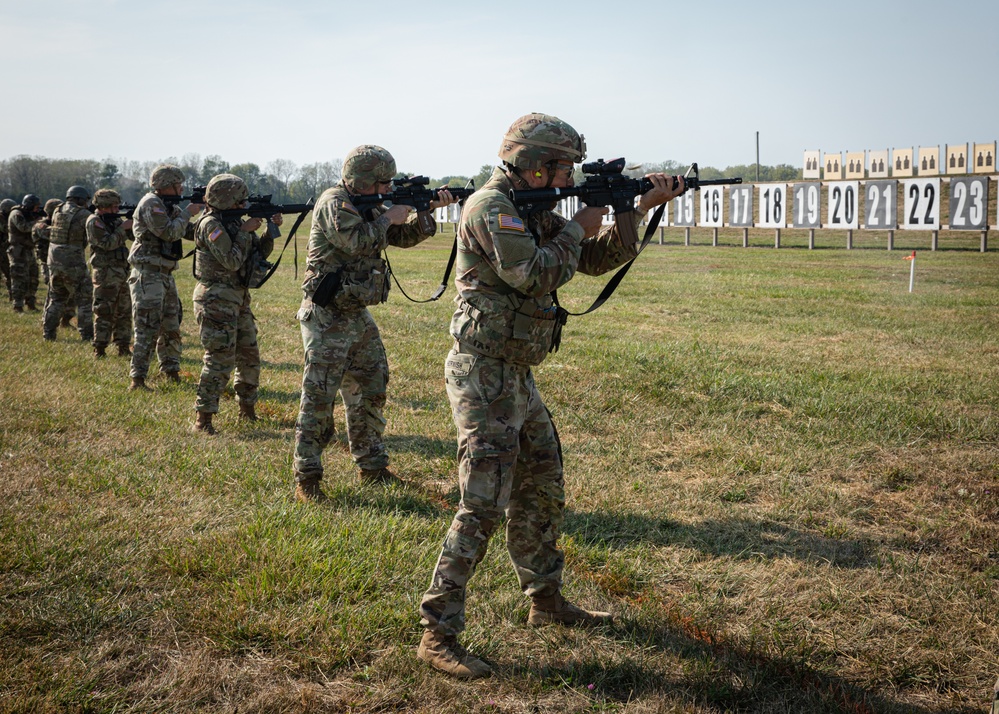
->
<box><xmin>201</xmin><ymin>154</ymin><xmax>230</xmax><ymax>184</ymax></box>
<box><xmin>267</xmin><ymin>159</ymin><xmax>298</xmax><ymax>201</ymax></box>
<box><xmin>98</xmin><ymin>161</ymin><xmax>119</xmax><ymax>188</ymax></box>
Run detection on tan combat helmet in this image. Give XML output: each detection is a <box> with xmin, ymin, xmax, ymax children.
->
<box><xmin>92</xmin><ymin>189</ymin><xmax>121</xmax><ymax>209</ymax></box>
<box><xmin>43</xmin><ymin>198</ymin><xmax>63</xmax><ymax>218</ymax></box>
<box><xmin>204</xmin><ymin>173</ymin><xmax>249</xmax><ymax>211</ymax></box>
<box><xmin>343</xmin><ymin>145</ymin><xmax>396</xmax><ymax>193</ymax></box>
<box><xmin>498</xmin><ymin>113</ymin><xmax>586</xmax><ymax>172</ymax></box>
<box><xmin>1</xmin><ymin>198</ymin><xmax>18</xmax><ymax>214</ymax></box>
<box><xmin>150</xmin><ymin>164</ymin><xmax>185</xmax><ymax>190</ymax></box>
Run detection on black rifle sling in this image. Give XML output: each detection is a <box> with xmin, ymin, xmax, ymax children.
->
<box><xmin>383</xmin><ymin>235</ymin><xmax>457</xmax><ymax>304</ymax></box>
<box><xmin>549</xmin><ymin>202</ymin><xmax>667</xmax><ymax>352</ymax></box>
<box><xmin>256</xmin><ymin>208</ymin><xmax>310</xmax><ymax>288</ymax></box>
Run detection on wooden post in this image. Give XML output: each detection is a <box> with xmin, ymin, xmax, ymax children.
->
<box><xmin>982</xmin><ymin>229</ymin><xmax>989</xmax><ymax>253</ymax></box>
<box><xmin>846</xmin><ymin>230</ymin><xmax>853</xmax><ymax>250</ymax></box>
<box><xmin>931</xmin><ymin>231</ymin><xmax>939</xmax><ymax>251</ymax></box>
<box><xmin>684</xmin><ymin>227</ymin><xmax>690</xmax><ymax>247</ymax></box>
<box><xmin>887</xmin><ymin>230</ymin><xmax>894</xmax><ymax>251</ymax></box>
<box><xmin>808</xmin><ymin>229</ymin><xmax>815</xmax><ymax>250</ymax></box>
<box><xmin>712</xmin><ymin>228</ymin><xmax>718</xmax><ymax>247</ymax></box>
<box><xmin>658</xmin><ymin>226</ymin><xmax>663</xmax><ymax>246</ymax></box>
<box><xmin>774</xmin><ymin>229</ymin><xmax>781</xmax><ymax>249</ymax></box>
<box><xmin>742</xmin><ymin>228</ymin><xmax>748</xmax><ymax>248</ymax></box>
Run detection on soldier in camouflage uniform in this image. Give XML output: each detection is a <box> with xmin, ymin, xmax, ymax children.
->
<box><xmin>7</xmin><ymin>194</ymin><xmax>44</xmax><ymax>312</ymax></box>
<box><xmin>87</xmin><ymin>189</ymin><xmax>133</xmax><ymax>358</ymax></box>
<box><xmin>32</xmin><ymin>199</ymin><xmax>68</xmax><ymax>325</ymax></box>
<box><xmin>292</xmin><ymin>145</ymin><xmax>457</xmax><ymax>502</ymax></box>
<box><xmin>417</xmin><ymin>114</ymin><xmax>686</xmax><ymax>679</ymax></box>
<box><xmin>43</xmin><ymin>187</ymin><xmax>94</xmax><ymax>342</ymax></box>
<box><xmin>127</xmin><ymin>164</ymin><xmax>203</xmax><ymax>391</ymax></box>
<box><xmin>191</xmin><ymin>174</ymin><xmax>282</xmax><ymax>435</ymax></box>
<box><xmin>1</xmin><ymin>198</ymin><xmax>17</xmax><ymax>302</ymax></box>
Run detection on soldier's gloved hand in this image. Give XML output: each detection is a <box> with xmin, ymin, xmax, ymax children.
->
<box><xmin>571</xmin><ymin>206</ymin><xmax>609</xmax><ymax>239</ymax></box>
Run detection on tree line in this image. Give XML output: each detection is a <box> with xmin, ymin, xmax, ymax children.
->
<box><xmin>0</xmin><ymin>154</ymin><xmax>800</xmax><ymax>205</ymax></box>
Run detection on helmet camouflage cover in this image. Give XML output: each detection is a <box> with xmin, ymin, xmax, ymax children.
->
<box><xmin>498</xmin><ymin>112</ymin><xmax>586</xmax><ymax>171</ymax></box>
<box><xmin>150</xmin><ymin>164</ymin><xmax>185</xmax><ymax>190</ymax></box>
<box><xmin>343</xmin><ymin>145</ymin><xmax>396</xmax><ymax>192</ymax></box>
<box><xmin>92</xmin><ymin>189</ymin><xmax>121</xmax><ymax>209</ymax></box>
<box><xmin>66</xmin><ymin>185</ymin><xmax>92</xmax><ymax>201</ymax></box>
<box><xmin>204</xmin><ymin>173</ymin><xmax>249</xmax><ymax>211</ymax></box>
<box><xmin>0</xmin><ymin>198</ymin><xmax>15</xmax><ymax>213</ymax></box>
<box><xmin>43</xmin><ymin>198</ymin><xmax>63</xmax><ymax>218</ymax></box>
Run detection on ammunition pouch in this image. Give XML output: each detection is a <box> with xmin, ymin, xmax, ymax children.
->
<box><xmin>451</xmin><ymin>292</ymin><xmax>559</xmax><ymax>366</ymax></box>
<box><xmin>242</xmin><ymin>250</ymin><xmax>274</xmax><ymax>289</ymax></box>
<box><xmin>312</xmin><ymin>257</ymin><xmax>390</xmax><ymax>310</ymax></box>
<box><xmin>160</xmin><ymin>239</ymin><xmax>183</xmax><ymax>261</ymax></box>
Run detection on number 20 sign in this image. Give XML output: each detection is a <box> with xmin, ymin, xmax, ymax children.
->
<box><xmin>826</xmin><ymin>181</ymin><xmax>859</xmax><ymax>229</ymax></box>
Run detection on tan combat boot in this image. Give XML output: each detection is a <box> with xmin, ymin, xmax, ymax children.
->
<box><xmin>94</xmin><ymin>344</ymin><xmax>106</xmax><ymax>359</ymax></box>
<box><xmin>129</xmin><ymin>377</ymin><xmax>152</xmax><ymax>392</ymax></box>
<box><xmin>294</xmin><ymin>477</ymin><xmax>328</xmax><ymax>503</ymax></box>
<box><xmin>116</xmin><ymin>343</ymin><xmax>131</xmax><ymax>357</ymax></box>
<box><xmin>60</xmin><ymin>315</ymin><xmax>73</xmax><ymax>328</ymax></box>
<box><xmin>417</xmin><ymin>631</ymin><xmax>491</xmax><ymax>680</ymax></box>
<box><xmin>360</xmin><ymin>466</ymin><xmax>402</xmax><ymax>485</ymax></box>
<box><xmin>238</xmin><ymin>401</ymin><xmax>258</xmax><ymax>422</ymax></box>
<box><xmin>528</xmin><ymin>593</ymin><xmax>613</xmax><ymax>627</ymax></box>
<box><xmin>193</xmin><ymin>411</ymin><xmax>216</xmax><ymax>435</ymax></box>
<box><xmin>165</xmin><ymin>371</ymin><xmax>181</xmax><ymax>384</ymax></box>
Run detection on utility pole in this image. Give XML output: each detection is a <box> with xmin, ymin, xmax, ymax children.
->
<box><xmin>756</xmin><ymin>131</ymin><xmax>760</xmax><ymax>182</ymax></box>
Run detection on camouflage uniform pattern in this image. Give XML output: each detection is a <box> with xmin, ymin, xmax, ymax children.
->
<box><xmin>420</xmin><ymin>167</ymin><xmax>647</xmax><ymax>636</ymax></box>
<box><xmin>42</xmin><ymin>202</ymin><xmax>94</xmax><ymax>340</ymax></box>
<box><xmin>192</xmin><ymin>212</ymin><xmax>274</xmax><ymax>413</ymax></box>
<box><xmin>87</xmin><ymin>213</ymin><xmax>133</xmax><ymax>349</ymax></box>
<box><xmin>127</xmin><ymin>192</ymin><xmax>193</xmax><ymax>380</ymax></box>
<box><xmin>7</xmin><ymin>207</ymin><xmax>41</xmax><ymax>309</ymax></box>
<box><xmin>293</xmin><ymin>183</ymin><xmax>435</xmax><ymax>482</ymax></box>
<box><xmin>0</xmin><ymin>201</ymin><xmax>12</xmax><ymax>300</ymax></box>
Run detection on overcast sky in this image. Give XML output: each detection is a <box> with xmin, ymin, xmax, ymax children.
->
<box><xmin>2</xmin><ymin>0</ymin><xmax>996</xmax><ymax>179</ymax></box>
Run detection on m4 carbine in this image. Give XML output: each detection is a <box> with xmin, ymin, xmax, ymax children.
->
<box><xmin>510</xmin><ymin>158</ymin><xmax>742</xmax><ymax>215</ymax></box>
<box><xmin>162</xmin><ymin>185</ymin><xmax>207</xmax><ymax>206</ymax></box>
<box><xmin>213</xmin><ymin>195</ymin><xmax>316</xmax><ymax>223</ymax></box>
<box><xmin>351</xmin><ymin>176</ymin><xmax>476</xmax><ymax>233</ymax></box>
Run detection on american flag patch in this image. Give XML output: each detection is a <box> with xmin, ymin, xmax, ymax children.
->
<box><xmin>498</xmin><ymin>214</ymin><xmax>525</xmax><ymax>232</ymax></box>
<box><xmin>209</xmin><ymin>228</ymin><xmax>223</xmax><ymax>242</ymax></box>
<box><xmin>340</xmin><ymin>201</ymin><xmax>359</xmax><ymax>215</ymax></box>
<box><xmin>94</xmin><ymin>219</ymin><xmax>105</xmax><ymax>230</ymax></box>
<box><xmin>152</xmin><ymin>206</ymin><xmax>165</xmax><ymax>215</ymax></box>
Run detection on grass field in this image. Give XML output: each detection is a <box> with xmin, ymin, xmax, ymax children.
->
<box><xmin>1</xmin><ymin>223</ymin><xmax>997</xmax><ymax>713</ymax></box>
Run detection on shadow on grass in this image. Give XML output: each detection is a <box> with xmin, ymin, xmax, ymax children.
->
<box><xmin>564</xmin><ymin>510</ymin><xmax>871</xmax><ymax>569</ymax></box>
<box><xmin>507</xmin><ymin>616</ymin><xmax>969</xmax><ymax>713</ymax></box>
<box><xmin>383</xmin><ymin>433</ymin><xmax>453</xmax><ymax>458</ymax></box>
<box><xmin>320</xmin><ymin>480</ymin><xmax>454</xmax><ymax>520</ymax></box>
<box><xmin>260</xmin><ymin>359</ymin><xmax>303</xmax><ymax>374</ymax></box>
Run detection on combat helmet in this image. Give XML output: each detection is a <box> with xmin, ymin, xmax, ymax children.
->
<box><xmin>21</xmin><ymin>194</ymin><xmax>41</xmax><ymax>210</ymax></box>
<box><xmin>43</xmin><ymin>199</ymin><xmax>63</xmax><ymax>219</ymax></box>
<box><xmin>343</xmin><ymin>145</ymin><xmax>396</xmax><ymax>192</ymax></box>
<box><xmin>66</xmin><ymin>185</ymin><xmax>91</xmax><ymax>201</ymax></box>
<box><xmin>92</xmin><ymin>189</ymin><xmax>121</xmax><ymax>209</ymax></box>
<box><xmin>150</xmin><ymin>164</ymin><xmax>185</xmax><ymax>190</ymax></box>
<box><xmin>204</xmin><ymin>173</ymin><xmax>248</xmax><ymax>210</ymax></box>
<box><xmin>0</xmin><ymin>198</ymin><xmax>15</xmax><ymax>214</ymax></box>
<box><xmin>498</xmin><ymin>113</ymin><xmax>586</xmax><ymax>172</ymax></box>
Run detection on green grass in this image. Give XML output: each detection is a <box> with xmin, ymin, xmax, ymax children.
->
<box><xmin>1</xmin><ymin>225</ymin><xmax>997</xmax><ymax>712</ymax></box>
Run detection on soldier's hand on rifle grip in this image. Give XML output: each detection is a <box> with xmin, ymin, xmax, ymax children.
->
<box><xmin>187</xmin><ymin>202</ymin><xmax>205</xmax><ymax>217</ymax></box>
<box><xmin>241</xmin><ymin>217</ymin><xmax>264</xmax><ymax>233</ymax></box>
<box><xmin>571</xmin><ymin>206</ymin><xmax>609</xmax><ymax>238</ymax></box>
<box><xmin>638</xmin><ymin>173</ymin><xmax>685</xmax><ymax>213</ymax></box>
<box><xmin>384</xmin><ymin>204</ymin><xmax>414</xmax><ymax>225</ymax></box>
<box><xmin>122</xmin><ymin>219</ymin><xmax>134</xmax><ymax>231</ymax></box>
<box><xmin>429</xmin><ymin>189</ymin><xmax>457</xmax><ymax>210</ymax></box>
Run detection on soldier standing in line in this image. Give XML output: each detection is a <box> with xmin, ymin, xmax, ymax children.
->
<box><xmin>416</xmin><ymin>113</ymin><xmax>685</xmax><ymax>679</ymax></box>
<box><xmin>7</xmin><ymin>194</ymin><xmax>44</xmax><ymax>313</ymax></box>
<box><xmin>33</xmin><ymin>198</ymin><xmax>76</xmax><ymax>329</ymax></box>
<box><xmin>190</xmin><ymin>174</ymin><xmax>282</xmax><ymax>435</ymax></box>
<box><xmin>127</xmin><ymin>164</ymin><xmax>203</xmax><ymax>391</ymax></box>
<box><xmin>1</xmin><ymin>198</ymin><xmax>16</xmax><ymax>302</ymax></box>
<box><xmin>291</xmin><ymin>145</ymin><xmax>457</xmax><ymax>503</ymax></box>
<box><xmin>43</xmin><ymin>186</ymin><xmax>94</xmax><ymax>342</ymax></box>
<box><xmin>87</xmin><ymin>189</ymin><xmax>134</xmax><ymax>358</ymax></box>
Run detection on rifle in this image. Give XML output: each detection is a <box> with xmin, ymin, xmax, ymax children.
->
<box><xmin>351</xmin><ymin>175</ymin><xmax>476</xmax><ymax>233</ymax></box>
<box><xmin>162</xmin><ymin>185</ymin><xmax>207</xmax><ymax>205</ymax></box>
<box><xmin>511</xmin><ymin>158</ymin><xmax>742</xmax><ymax>214</ymax></box>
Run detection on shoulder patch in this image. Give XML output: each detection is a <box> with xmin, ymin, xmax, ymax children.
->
<box><xmin>209</xmin><ymin>228</ymin><xmax>223</xmax><ymax>243</ymax></box>
<box><xmin>498</xmin><ymin>214</ymin><xmax>525</xmax><ymax>232</ymax></box>
<box><xmin>152</xmin><ymin>206</ymin><xmax>166</xmax><ymax>215</ymax></box>
<box><xmin>339</xmin><ymin>201</ymin><xmax>359</xmax><ymax>216</ymax></box>
<box><xmin>94</xmin><ymin>219</ymin><xmax>105</xmax><ymax>230</ymax></box>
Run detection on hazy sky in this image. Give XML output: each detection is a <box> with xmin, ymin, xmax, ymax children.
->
<box><xmin>2</xmin><ymin>0</ymin><xmax>996</xmax><ymax>179</ymax></box>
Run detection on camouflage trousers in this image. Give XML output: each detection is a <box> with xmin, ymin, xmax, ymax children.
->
<box><xmin>7</xmin><ymin>243</ymin><xmax>38</xmax><ymax>308</ymax></box>
<box><xmin>419</xmin><ymin>345</ymin><xmax>565</xmax><ymax>637</ymax></box>
<box><xmin>293</xmin><ymin>303</ymin><xmax>389</xmax><ymax>481</ymax></box>
<box><xmin>42</xmin><ymin>257</ymin><xmax>93</xmax><ymax>341</ymax></box>
<box><xmin>128</xmin><ymin>267</ymin><xmax>181</xmax><ymax>380</ymax></box>
<box><xmin>1</xmin><ymin>244</ymin><xmax>11</xmax><ymax>299</ymax></box>
<box><xmin>193</xmin><ymin>284</ymin><xmax>260</xmax><ymax>414</ymax></box>
<box><xmin>92</xmin><ymin>264</ymin><xmax>132</xmax><ymax>348</ymax></box>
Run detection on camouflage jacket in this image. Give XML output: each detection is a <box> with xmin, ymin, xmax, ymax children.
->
<box><xmin>31</xmin><ymin>218</ymin><xmax>52</xmax><ymax>262</ymax></box>
<box><xmin>86</xmin><ymin>213</ymin><xmax>132</xmax><ymax>270</ymax></box>
<box><xmin>193</xmin><ymin>212</ymin><xmax>274</xmax><ymax>291</ymax></box>
<box><xmin>7</xmin><ymin>208</ymin><xmax>40</xmax><ymax>249</ymax></box>
<box><xmin>450</xmin><ymin>167</ymin><xmax>647</xmax><ymax>365</ymax></box>
<box><xmin>300</xmin><ymin>182</ymin><xmax>435</xmax><ymax>303</ymax></box>
<box><xmin>0</xmin><ymin>210</ymin><xmax>10</xmax><ymax>249</ymax></box>
<box><xmin>129</xmin><ymin>192</ymin><xmax>193</xmax><ymax>271</ymax></box>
